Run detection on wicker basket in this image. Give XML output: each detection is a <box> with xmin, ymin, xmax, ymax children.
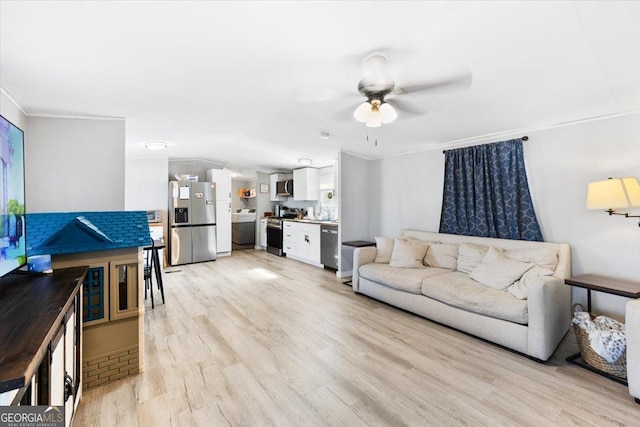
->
<box><xmin>571</xmin><ymin>303</ymin><xmax>627</xmax><ymax>379</ymax></box>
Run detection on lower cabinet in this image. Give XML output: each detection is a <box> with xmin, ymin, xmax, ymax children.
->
<box><xmin>0</xmin><ymin>269</ymin><xmax>84</xmax><ymax>427</ymax></box>
<box><xmin>283</xmin><ymin>221</ymin><xmax>321</xmax><ymax>265</ymax></box>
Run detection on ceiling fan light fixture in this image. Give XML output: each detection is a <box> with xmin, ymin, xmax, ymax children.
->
<box><xmin>353</xmin><ymin>101</ymin><xmax>371</xmax><ymax>123</ymax></box>
<box><xmin>379</xmin><ymin>102</ymin><xmax>397</xmax><ymax>124</ymax></box>
<box><xmin>365</xmin><ymin>111</ymin><xmax>382</xmax><ymax>127</ymax></box>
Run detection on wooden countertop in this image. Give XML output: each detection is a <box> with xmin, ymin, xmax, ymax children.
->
<box><xmin>0</xmin><ymin>266</ymin><xmax>87</xmax><ymax>393</ymax></box>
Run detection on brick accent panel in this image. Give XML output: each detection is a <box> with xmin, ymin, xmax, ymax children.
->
<box><xmin>83</xmin><ymin>345</ymin><xmax>140</xmax><ymax>390</ymax></box>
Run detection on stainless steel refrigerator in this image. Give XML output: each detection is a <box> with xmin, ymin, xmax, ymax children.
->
<box><xmin>169</xmin><ymin>181</ymin><xmax>217</xmax><ymax>265</ymax></box>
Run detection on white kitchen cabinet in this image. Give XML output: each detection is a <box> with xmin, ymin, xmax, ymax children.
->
<box><xmin>259</xmin><ymin>218</ymin><xmax>268</xmax><ymax>249</ymax></box>
<box><xmin>206</xmin><ymin>168</ymin><xmax>232</xmax><ymax>200</ymax></box>
<box><xmin>283</xmin><ymin>221</ymin><xmax>320</xmax><ymax>265</ymax></box>
<box><xmin>293</xmin><ymin>168</ymin><xmax>319</xmax><ymax>201</ymax></box>
<box><xmin>319</xmin><ymin>166</ymin><xmax>335</xmax><ymax>190</ymax></box>
<box><xmin>206</xmin><ymin>169</ymin><xmax>232</xmax><ymax>254</ymax></box>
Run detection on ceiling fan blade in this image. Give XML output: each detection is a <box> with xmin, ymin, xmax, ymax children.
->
<box><xmin>359</xmin><ymin>52</ymin><xmax>395</xmax><ymax>89</ymax></box>
<box><xmin>387</xmin><ymin>98</ymin><xmax>427</xmax><ymax>118</ymax></box>
<box><xmin>393</xmin><ymin>68</ymin><xmax>473</xmax><ymax>96</ymax></box>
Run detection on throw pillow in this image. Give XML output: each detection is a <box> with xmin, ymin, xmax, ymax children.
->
<box><xmin>504</xmin><ymin>247</ymin><xmax>558</xmax><ymax>271</ymax></box>
<box><xmin>457</xmin><ymin>243</ymin><xmax>489</xmax><ymax>274</ymax></box>
<box><xmin>389</xmin><ymin>238</ymin><xmax>429</xmax><ymax>268</ymax></box>
<box><xmin>424</xmin><ymin>243</ymin><xmax>458</xmax><ymax>270</ymax></box>
<box><xmin>470</xmin><ymin>247</ymin><xmax>535</xmax><ymax>290</ymax></box>
<box><xmin>507</xmin><ymin>266</ymin><xmax>555</xmax><ymax>299</ymax></box>
<box><xmin>374</xmin><ymin>237</ymin><xmax>395</xmax><ymax>263</ymax></box>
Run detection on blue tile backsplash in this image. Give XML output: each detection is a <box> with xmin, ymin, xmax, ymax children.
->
<box><xmin>26</xmin><ymin>211</ymin><xmax>152</xmax><ymax>256</ymax></box>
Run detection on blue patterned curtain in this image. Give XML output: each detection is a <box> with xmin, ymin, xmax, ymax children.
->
<box><xmin>439</xmin><ymin>138</ymin><xmax>543</xmax><ymax>241</ymax></box>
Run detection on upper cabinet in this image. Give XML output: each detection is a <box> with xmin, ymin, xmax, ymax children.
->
<box><xmin>293</xmin><ymin>168</ymin><xmax>319</xmax><ymax>201</ymax></box>
<box><xmin>319</xmin><ymin>166</ymin><xmax>335</xmax><ymax>191</ymax></box>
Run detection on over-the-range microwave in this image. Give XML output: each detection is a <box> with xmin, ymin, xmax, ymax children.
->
<box><xmin>276</xmin><ymin>179</ymin><xmax>294</xmax><ymax>197</ymax></box>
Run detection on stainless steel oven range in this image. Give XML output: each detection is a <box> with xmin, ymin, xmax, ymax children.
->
<box><xmin>266</xmin><ymin>218</ymin><xmax>284</xmax><ymax>256</ymax></box>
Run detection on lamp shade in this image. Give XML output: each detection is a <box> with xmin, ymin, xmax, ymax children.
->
<box><xmin>586</xmin><ymin>177</ymin><xmax>640</xmax><ymax>210</ymax></box>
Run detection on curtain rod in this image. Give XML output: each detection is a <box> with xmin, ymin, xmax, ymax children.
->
<box><xmin>442</xmin><ymin>136</ymin><xmax>529</xmax><ymax>154</ymax></box>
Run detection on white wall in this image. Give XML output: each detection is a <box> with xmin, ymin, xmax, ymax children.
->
<box><xmin>364</xmin><ymin>112</ymin><xmax>640</xmax><ymax>320</ymax></box>
<box><xmin>26</xmin><ymin>116</ymin><xmax>125</xmax><ymax>212</ymax></box>
<box><xmin>125</xmin><ymin>158</ymin><xmax>169</xmax><ymax>211</ymax></box>
<box><xmin>369</xmin><ymin>150</ymin><xmax>445</xmax><ymax>238</ymax></box>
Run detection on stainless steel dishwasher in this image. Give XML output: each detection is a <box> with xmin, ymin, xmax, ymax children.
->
<box><xmin>320</xmin><ymin>225</ymin><xmax>339</xmax><ymax>269</ymax></box>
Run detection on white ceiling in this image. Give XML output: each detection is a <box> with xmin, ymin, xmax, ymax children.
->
<box><xmin>1</xmin><ymin>1</ymin><xmax>639</xmax><ymax>173</ymax></box>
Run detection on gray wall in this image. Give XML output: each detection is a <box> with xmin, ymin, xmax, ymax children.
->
<box><xmin>125</xmin><ymin>157</ymin><xmax>169</xmax><ymax>211</ymax></box>
<box><xmin>168</xmin><ymin>159</ymin><xmax>223</xmax><ymax>182</ymax></box>
<box><xmin>339</xmin><ymin>152</ymin><xmax>371</xmax><ymax>242</ymax></box>
<box><xmin>26</xmin><ymin>116</ymin><xmax>125</xmax><ymax>212</ymax></box>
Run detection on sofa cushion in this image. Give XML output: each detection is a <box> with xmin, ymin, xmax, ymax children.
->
<box><xmin>359</xmin><ymin>263</ymin><xmax>450</xmax><ymax>294</ymax></box>
<box><xmin>507</xmin><ymin>266</ymin><xmax>555</xmax><ymax>299</ymax></box>
<box><xmin>457</xmin><ymin>243</ymin><xmax>489</xmax><ymax>274</ymax></box>
<box><xmin>424</xmin><ymin>243</ymin><xmax>458</xmax><ymax>269</ymax></box>
<box><xmin>504</xmin><ymin>247</ymin><xmax>559</xmax><ymax>271</ymax></box>
<box><xmin>422</xmin><ymin>271</ymin><xmax>528</xmax><ymax>324</ymax></box>
<box><xmin>374</xmin><ymin>236</ymin><xmax>395</xmax><ymax>263</ymax></box>
<box><xmin>470</xmin><ymin>247</ymin><xmax>534</xmax><ymax>290</ymax></box>
<box><xmin>389</xmin><ymin>238</ymin><xmax>429</xmax><ymax>268</ymax></box>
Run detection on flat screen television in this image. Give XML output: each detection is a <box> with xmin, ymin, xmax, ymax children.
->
<box><xmin>0</xmin><ymin>114</ymin><xmax>26</xmax><ymax>277</ymax></box>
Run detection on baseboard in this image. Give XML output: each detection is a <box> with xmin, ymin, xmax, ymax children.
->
<box><xmin>337</xmin><ymin>269</ymin><xmax>352</xmax><ymax>278</ymax></box>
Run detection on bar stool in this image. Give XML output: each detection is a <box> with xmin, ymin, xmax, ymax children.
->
<box><xmin>144</xmin><ymin>239</ymin><xmax>165</xmax><ymax>308</ymax></box>
<box><xmin>144</xmin><ymin>242</ymin><xmax>155</xmax><ymax>308</ymax></box>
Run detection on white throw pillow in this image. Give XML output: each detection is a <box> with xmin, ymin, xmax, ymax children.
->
<box><xmin>374</xmin><ymin>236</ymin><xmax>395</xmax><ymax>263</ymax></box>
<box><xmin>504</xmin><ymin>247</ymin><xmax>558</xmax><ymax>271</ymax></box>
<box><xmin>470</xmin><ymin>247</ymin><xmax>534</xmax><ymax>290</ymax></box>
<box><xmin>507</xmin><ymin>266</ymin><xmax>555</xmax><ymax>299</ymax></box>
<box><xmin>457</xmin><ymin>243</ymin><xmax>489</xmax><ymax>274</ymax></box>
<box><xmin>389</xmin><ymin>238</ymin><xmax>428</xmax><ymax>268</ymax></box>
<box><xmin>424</xmin><ymin>243</ymin><xmax>458</xmax><ymax>270</ymax></box>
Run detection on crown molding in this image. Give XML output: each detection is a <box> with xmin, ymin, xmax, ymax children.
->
<box><xmin>0</xmin><ymin>87</ymin><xmax>28</xmax><ymax>116</ymax></box>
<box><xmin>27</xmin><ymin>113</ymin><xmax>125</xmax><ymax>121</ymax></box>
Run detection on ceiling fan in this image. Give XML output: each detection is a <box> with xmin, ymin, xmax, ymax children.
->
<box><xmin>353</xmin><ymin>52</ymin><xmax>472</xmax><ymax>127</ymax></box>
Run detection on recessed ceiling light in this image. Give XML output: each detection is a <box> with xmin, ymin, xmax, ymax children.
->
<box><xmin>298</xmin><ymin>158</ymin><xmax>313</xmax><ymax>166</ymax></box>
<box><xmin>144</xmin><ymin>141</ymin><xmax>168</xmax><ymax>150</ymax></box>
<box><xmin>320</xmin><ymin>132</ymin><xmax>330</xmax><ymax>140</ymax></box>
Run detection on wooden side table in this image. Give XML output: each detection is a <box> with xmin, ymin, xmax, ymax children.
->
<box><xmin>564</xmin><ymin>274</ymin><xmax>640</xmax><ymax>385</ymax></box>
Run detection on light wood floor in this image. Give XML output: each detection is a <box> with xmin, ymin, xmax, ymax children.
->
<box><xmin>73</xmin><ymin>249</ymin><xmax>639</xmax><ymax>426</ymax></box>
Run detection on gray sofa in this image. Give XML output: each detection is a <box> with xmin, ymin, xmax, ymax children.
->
<box><xmin>352</xmin><ymin>230</ymin><xmax>572</xmax><ymax>361</ymax></box>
